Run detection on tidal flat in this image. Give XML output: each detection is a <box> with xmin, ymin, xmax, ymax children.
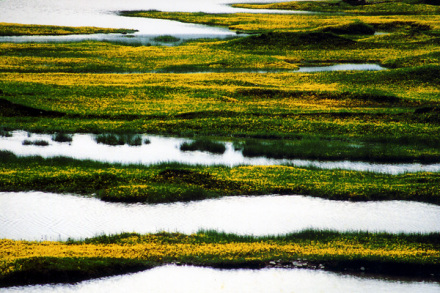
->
<box><xmin>0</xmin><ymin>0</ymin><xmax>439</xmax><ymax>288</ymax></box>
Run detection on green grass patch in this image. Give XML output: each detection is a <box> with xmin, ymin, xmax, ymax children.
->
<box><xmin>0</xmin><ymin>153</ymin><xmax>439</xmax><ymax>204</ymax></box>
<box><xmin>0</xmin><ymin>257</ymin><xmax>154</xmax><ymax>288</ymax></box>
<box><xmin>1</xmin><ymin>230</ymin><xmax>439</xmax><ymax>287</ymax></box>
<box><xmin>52</xmin><ymin>132</ymin><xmax>73</xmax><ymax>143</ymax></box>
<box><xmin>180</xmin><ymin>138</ymin><xmax>226</xmax><ymax>154</ymax></box>
<box><xmin>152</xmin><ymin>35</ymin><xmax>181</xmax><ymax>43</ymax></box>
<box><xmin>22</xmin><ymin>139</ymin><xmax>49</xmax><ymax>146</ymax></box>
<box><xmin>95</xmin><ymin>134</ymin><xmax>143</xmax><ymax>146</ymax></box>
<box><xmin>235</xmin><ymin>137</ymin><xmax>440</xmax><ymax>163</ymax></box>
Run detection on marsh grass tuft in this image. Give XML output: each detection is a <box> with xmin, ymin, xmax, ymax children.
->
<box><xmin>22</xmin><ymin>139</ymin><xmax>49</xmax><ymax>146</ymax></box>
<box><xmin>52</xmin><ymin>132</ymin><xmax>73</xmax><ymax>143</ymax></box>
<box><xmin>180</xmin><ymin>139</ymin><xmax>226</xmax><ymax>154</ymax></box>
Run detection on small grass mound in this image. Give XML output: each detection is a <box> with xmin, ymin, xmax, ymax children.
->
<box><xmin>52</xmin><ymin>132</ymin><xmax>73</xmax><ymax>143</ymax></box>
<box><xmin>22</xmin><ymin>140</ymin><xmax>49</xmax><ymax>146</ymax></box>
<box><xmin>0</xmin><ymin>98</ymin><xmax>64</xmax><ymax>117</ymax></box>
<box><xmin>95</xmin><ymin>134</ymin><xmax>143</xmax><ymax>146</ymax></box>
<box><xmin>0</xmin><ymin>257</ymin><xmax>153</xmax><ymax>288</ymax></box>
<box><xmin>322</xmin><ymin>21</ymin><xmax>375</xmax><ymax>35</ymax></box>
<box><xmin>99</xmin><ymin>183</ymin><xmax>216</xmax><ymax>203</ymax></box>
<box><xmin>228</xmin><ymin>32</ymin><xmax>354</xmax><ymax>49</ymax></box>
<box><xmin>180</xmin><ymin>139</ymin><xmax>226</xmax><ymax>154</ymax></box>
<box><xmin>152</xmin><ymin>35</ymin><xmax>181</xmax><ymax>43</ymax></box>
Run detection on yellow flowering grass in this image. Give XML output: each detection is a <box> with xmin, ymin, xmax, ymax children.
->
<box><xmin>1</xmin><ymin>157</ymin><xmax>439</xmax><ymax>204</ymax></box>
<box><xmin>0</xmin><ymin>23</ymin><xmax>136</xmax><ymax>36</ymax></box>
<box><xmin>1</xmin><ymin>231</ymin><xmax>439</xmax><ymax>286</ymax></box>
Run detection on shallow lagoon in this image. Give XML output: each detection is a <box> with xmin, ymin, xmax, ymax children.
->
<box><xmin>1</xmin><ymin>131</ymin><xmax>438</xmax><ymax>174</ymax></box>
<box><xmin>1</xmin><ymin>192</ymin><xmax>439</xmax><ymax>241</ymax></box>
<box><xmin>4</xmin><ymin>265</ymin><xmax>440</xmax><ymax>293</ymax></box>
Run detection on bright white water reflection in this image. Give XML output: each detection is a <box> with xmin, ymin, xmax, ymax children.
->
<box><xmin>1</xmin><ymin>192</ymin><xmax>439</xmax><ymax>241</ymax></box>
<box><xmin>4</xmin><ymin>265</ymin><xmax>440</xmax><ymax>293</ymax></box>
<box><xmin>298</xmin><ymin>64</ymin><xmax>386</xmax><ymax>72</ymax></box>
<box><xmin>1</xmin><ymin>131</ymin><xmax>439</xmax><ymax>174</ymax></box>
<box><xmin>0</xmin><ymin>0</ymin><xmax>308</xmax><ymax>41</ymax></box>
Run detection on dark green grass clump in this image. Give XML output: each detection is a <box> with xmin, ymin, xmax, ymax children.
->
<box><xmin>95</xmin><ymin>133</ymin><xmax>143</xmax><ymax>146</ymax></box>
<box><xmin>180</xmin><ymin>139</ymin><xmax>226</xmax><ymax>154</ymax></box>
<box><xmin>22</xmin><ymin>140</ymin><xmax>49</xmax><ymax>146</ymax></box>
<box><xmin>235</xmin><ymin>138</ymin><xmax>440</xmax><ymax>163</ymax></box>
<box><xmin>152</xmin><ymin>35</ymin><xmax>181</xmax><ymax>43</ymax></box>
<box><xmin>322</xmin><ymin>21</ymin><xmax>375</xmax><ymax>35</ymax></box>
<box><xmin>52</xmin><ymin>132</ymin><xmax>73</xmax><ymax>143</ymax></box>
<box><xmin>227</xmin><ymin>32</ymin><xmax>355</xmax><ymax>50</ymax></box>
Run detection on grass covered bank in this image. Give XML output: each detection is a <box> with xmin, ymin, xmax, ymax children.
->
<box><xmin>1</xmin><ymin>231</ymin><xmax>439</xmax><ymax>287</ymax></box>
<box><xmin>1</xmin><ymin>152</ymin><xmax>439</xmax><ymax>204</ymax></box>
<box><xmin>0</xmin><ymin>23</ymin><xmax>136</xmax><ymax>36</ymax></box>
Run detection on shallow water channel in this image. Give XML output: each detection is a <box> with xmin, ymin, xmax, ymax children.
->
<box><xmin>0</xmin><ymin>0</ymin><xmax>310</xmax><ymax>44</ymax></box>
<box><xmin>4</xmin><ymin>265</ymin><xmax>440</xmax><ymax>293</ymax></box>
<box><xmin>1</xmin><ymin>192</ymin><xmax>439</xmax><ymax>241</ymax></box>
<box><xmin>1</xmin><ymin>131</ymin><xmax>439</xmax><ymax>174</ymax></box>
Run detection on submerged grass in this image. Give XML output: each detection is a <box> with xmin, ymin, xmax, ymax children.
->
<box><xmin>180</xmin><ymin>138</ymin><xmax>226</xmax><ymax>154</ymax></box>
<box><xmin>1</xmin><ymin>230</ymin><xmax>439</xmax><ymax>287</ymax></box>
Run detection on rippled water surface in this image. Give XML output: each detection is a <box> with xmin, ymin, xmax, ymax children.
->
<box><xmin>0</xmin><ymin>0</ymin><xmax>306</xmax><ymax>42</ymax></box>
<box><xmin>1</xmin><ymin>131</ymin><xmax>439</xmax><ymax>174</ymax></box>
<box><xmin>2</xmin><ymin>192</ymin><xmax>439</xmax><ymax>241</ymax></box>
<box><xmin>4</xmin><ymin>265</ymin><xmax>440</xmax><ymax>293</ymax></box>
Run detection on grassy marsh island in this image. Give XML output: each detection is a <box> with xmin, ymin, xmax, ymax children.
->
<box><xmin>1</xmin><ymin>231</ymin><xmax>439</xmax><ymax>287</ymax></box>
<box><xmin>1</xmin><ymin>0</ymin><xmax>440</xmax><ymax>287</ymax></box>
<box><xmin>1</xmin><ymin>153</ymin><xmax>439</xmax><ymax>204</ymax></box>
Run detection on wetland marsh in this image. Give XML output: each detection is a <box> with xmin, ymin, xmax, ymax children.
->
<box><xmin>0</xmin><ymin>0</ymin><xmax>439</xmax><ymax>290</ymax></box>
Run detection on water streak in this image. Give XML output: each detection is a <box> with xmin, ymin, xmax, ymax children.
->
<box><xmin>1</xmin><ymin>192</ymin><xmax>439</xmax><ymax>241</ymax></box>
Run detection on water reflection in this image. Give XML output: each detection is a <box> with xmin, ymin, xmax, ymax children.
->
<box><xmin>1</xmin><ymin>192</ymin><xmax>439</xmax><ymax>241</ymax></box>
<box><xmin>0</xmin><ymin>0</ymin><xmax>308</xmax><ymax>42</ymax></box>
<box><xmin>4</xmin><ymin>265</ymin><xmax>440</xmax><ymax>293</ymax></box>
<box><xmin>1</xmin><ymin>131</ymin><xmax>439</xmax><ymax>174</ymax></box>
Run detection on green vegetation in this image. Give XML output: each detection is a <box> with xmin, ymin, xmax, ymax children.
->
<box><xmin>180</xmin><ymin>138</ymin><xmax>226</xmax><ymax>154</ymax></box>
<box><xmin>22</xmin><ymin>139</ymin><xmax>49</xmax><ymax>146</ymax></box>
<box><xmin>1</xmin><ymin>231</ymin><xmax>439</xmax><ymax>287</ymax></box>
<box><xmin>95</xmin><ymin>134</ymin><xmax>143</xmax><ymax>146</ymax></box>
<box><xmin>235</xmin><ymin>137</ymin><xmax>440</xmax><ymax>163</ymax></box>
<box><xmin>52</xmin><ymin>132</ymin><xmax>73</xmax><ymax>143</ymax></box>
<box><xmin>232</xmin><ymin>0</ymin><xmax>440</xmax><ymax>15</ymax></box>
<box><xmin>0</xmin><ymin>22</ymin><xmax>137</xmax><ymax>36</ymax></box>
<box><xmin>1</xmin><ymin>152</ymin><xmax>439</xmax><ymax>204</ymax></box>
<box><xmin>152</xmin><ymin>35</ymin><xmax>181</xmax><ymax>43</ymax></box>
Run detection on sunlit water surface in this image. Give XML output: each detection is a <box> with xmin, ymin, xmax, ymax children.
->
<box><xmin>4</xmin><ymin>265</ymin><xmax>440</xmax><ymax>293</ymax></box>
<box><xmin>0</xmin><ymin>0</ymin><xmax>310</xmax><ymax>43</ymax></box>
<box><xmin>1</xmin><ymin>131</ymin><xmax>439</xmax><ymax>174</ymax></box>
<box><xmin>1</xmin><ymin>192</ymin><xmax>439</xmax><ymax>241</ymax></box>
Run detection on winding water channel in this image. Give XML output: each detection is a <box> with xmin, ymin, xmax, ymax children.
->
<box><xmin>4</xmin><ymin>265</ymin><xmax>440</xmax><ymax>293</ymax></box>
<box><xmin>1</xmin><ymin>131</ymin><xmax>439</xmax><ymax>174</ymax></box>
<box><xmin>2</xmin><ymin>192</ymin><xmax>439</xmax><ymax>241</ymax></box>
